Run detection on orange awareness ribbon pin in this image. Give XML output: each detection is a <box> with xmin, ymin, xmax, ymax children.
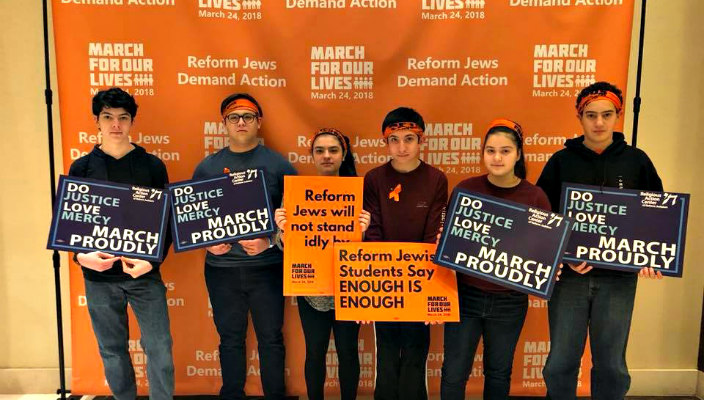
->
<box><xmin>388</xmin><ymin>184</ymin><xmax>402</xmax><ymax>202</ymax></box>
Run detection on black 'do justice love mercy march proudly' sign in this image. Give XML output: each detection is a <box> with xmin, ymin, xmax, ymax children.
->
<box><xmin>559</xmin><ymin>183</ymin><xmax>689</xmax><ymax>277</ymax></box>
<box><xmin>47</xmin><ymin>175</ymin><xmax>169</xmax><ymax>262</ymax></box>
<box><xmin>435</xmin><ymin>188</ymin><xmax>573</xmax><ymax>299</ymax></box>
<box><xmin>167</xmin><ymin>169</ymin><xmax>275</xmax><ymax>252</ymax></box>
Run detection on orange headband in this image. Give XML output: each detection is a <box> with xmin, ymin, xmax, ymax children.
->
<box><xmin>577</xmin><ymin>91</ymin><xmax>623</xmax><ymax>115</ymax></box>
<box><xmin>311</xmin><ymin>128</ymin><xmax>347</xmax><ymax>154</ymax></box>
<box><xmin>222</xmin><ymin>98</ymin><xmax>260</xmax><ymax>118</ymax></box>
<box><xmin>487</xmin><ymin>118</ymin><xmax>523</xmax><ymax>142</ymax></box>
<box><xmin>383</xmin><ymin>122</ymin><xmax>424</xmax><ymax>139</ymax></box>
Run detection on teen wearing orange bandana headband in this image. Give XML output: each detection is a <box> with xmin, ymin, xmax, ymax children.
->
<box><xmin>439</xmin><ymin>118</ymin><xmax>553</xmax><ymax>399</ymax></box>
<box><xmin>192</xmin><ymin>92</ymin><xmax>297</xmax><ymax>400</ymax></box>
<box><xmin>537</xmin><ymin>81</ymin><xmax>663</xmax><ymax>398</ymax></box>
<box><xmin>363</xmin><ymin>107</ymin><xmax>448</xmax><ymax>400</ymax></box>
<box><xmin>273</xmin><ymin>128</ymin><xmax>371</xmax><ymax>400</ymax></box>
<box><xmin>221</xmin><ymin>97</ymin><xmax>262</xmax><ymax>118</ymax></box>
<box><xmin>576</xmin><ymin>90</ymin><xmax>623</xmax><ymax>116</ymax></box>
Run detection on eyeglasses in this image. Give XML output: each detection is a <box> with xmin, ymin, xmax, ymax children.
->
<box><xmin>225</xmin><ymin>113</ymin><xmax>258</xmax><ymax>124</ymax></box>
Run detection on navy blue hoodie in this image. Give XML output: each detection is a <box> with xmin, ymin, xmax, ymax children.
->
<box><xmin>68</xmin><ymin>144</ymin><xmax>171</xmax><ymax>281</ymax></box>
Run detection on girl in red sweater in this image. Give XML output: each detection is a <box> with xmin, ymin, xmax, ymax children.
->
<box><xmin>440</xmin><ymin>119</ymin><xmax>550</xmax><ymax>399</ymax></box>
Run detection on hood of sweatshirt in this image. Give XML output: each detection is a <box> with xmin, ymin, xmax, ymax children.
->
<box><xmin>563</xmin><ymin>131</ymin><xmax>627</xmax><ymax>159</ymax></box>
<box><xmin>561</xmin><ymin>132</ymin><xmax>628</xmax><ymax>188</ymax></box>
<box><xmin>85</xmin><ymin>143</ymin><xmax>150</xmax><ymax>182</ymax></box>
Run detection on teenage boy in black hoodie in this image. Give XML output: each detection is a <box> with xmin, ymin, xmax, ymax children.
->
<box><xmin>69</xmin><ymin>88</ymin><xmax>174</xmax><ymax>400</ymax></box>
<box><xmin>537</xmin><ymin>81</ymin><xmax>663</xmax><ymax>399</ymax></box>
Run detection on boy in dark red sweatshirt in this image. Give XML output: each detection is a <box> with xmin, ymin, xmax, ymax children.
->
<box><xmin>363</xmin><ymin>107</ymin><xmax>448</xmax><ymax>400</ymax></box>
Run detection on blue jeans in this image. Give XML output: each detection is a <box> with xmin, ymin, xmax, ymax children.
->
<box><xmin>374</xmin><ymin>322</ymin><xmax>430</xmax><ymax>400</ymax></box>
<box><xmin>543</xmin><ymin>271</ymin><xmax>637</xmax><ymax>400</ymax></box>
<box><xmin>84</xmin><ymin>273</ymin><xmax>174</xmax><ymax>400</ymax></box>
<box><xmin>441</xmin><ymin>284</ymin><xmax>528</xmax><ymax>400</ymax></box>
<box><xmin>204</xmin><ymin>263</ymin><xmax>286</xmax><ymax>400</ymax></box>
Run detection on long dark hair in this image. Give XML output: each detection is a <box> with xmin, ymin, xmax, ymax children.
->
<box><xmin>484</xmin><ymin>122</ymin><xmax>526</xmax><ymax>179</ymax></box>
<box><xmin>338</xmin><ymin>135</ymin><xmax>357</xmax><ymax>177</ymax></box>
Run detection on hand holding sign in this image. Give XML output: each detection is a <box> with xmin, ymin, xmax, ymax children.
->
<box><xmin>275</xmin><ymin>208</ymin><xmax>287</xmax><ymax>231</ymax></box>
<box><xmin>638</xmin><ymin>266</ymin><xmax>663</xmax><ymax>280</ymax></box>
<box><xmin>239</xmin><ymin>237</ymin><xmax>270</xmax><ymax>256</ymax></box>
<box><xmin>555</xmin><ymin>264</ymin><xmax>563</xmax><ymax>281</ymax></box>
<box><xmin>435</xmin><ymin>226</ymin><xmax>443</xmax><ymax>245</ymax></box>
<box><xmin>120</xmin><ymin>256</ymin><xmax>153</xmax><ymax>279</ymax></box>
<box><xmin>359</xmin><ymin>209</ymin><xmax>371</xmax><ymax>233</ymax></box>
<box><xmin>568</xmin><ymin>261</ymin><xmax>593</xmax><ymax>275</ymax></box>
<box><xmin>206</xmin><ymin>243</ymin><xmax>232</xmax><ymax>255</ymax></box>
<box><xmin>76</xmin><ymin>251</ymin><xmax>119</xmax><ymax>272</ymax></box>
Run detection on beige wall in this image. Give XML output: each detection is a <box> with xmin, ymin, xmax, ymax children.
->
<box><xmin>0</xmin><ymin>0</ymin><xmax>71</xmax><ymax>391</ymax></box>
<box><xmin>0</xmin><ymin>0</ymin><xmax>702</xmax><ymax>394</ymax></box>
<box><xmin>624</xmin><ymin>0</ymin><xmax>704</xmax><ymax>373</ymax></box>
<box><xmin>0</xmin><ymin>0</ymin><xmax>69</xmax><ymax>369</ymax></box>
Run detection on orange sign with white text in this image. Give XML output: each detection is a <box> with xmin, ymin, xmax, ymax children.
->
<box><xmin>283</xmin><ymin>176</ymin><xmax>364</xmax><ymax>296</ymax></box>
<box><xmin>334</xmin><ymin>242</ymin><xmax>459</xmax><ymax>322</ymax></box>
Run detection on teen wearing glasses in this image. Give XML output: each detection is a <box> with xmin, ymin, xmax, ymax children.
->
<box><xmin>192</xmin><ymin>93</ymin><xmax>297</xmax><ymax>400</ymax></box>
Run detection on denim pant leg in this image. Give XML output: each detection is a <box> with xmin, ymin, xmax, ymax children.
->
<box><xmin>298</xmin><ymin>297</ymin><xmax>334</xmax><ymax>400</ymax></box>
<box><xmin>589</xmin><ymin>274</ymin><xmax>637</xmax><ymax>400</ymax></box>
<box><xmin>331</xmin><ymin>317</ymin><xmax>361</xmax><ymax>400</ymax></box>
<box><xmin>374</xmin><ymin>322</ymin><xmax>401</xmax><ymax>400</ymax></box>
<box><xmin>125</xmin><ymin>274</ymin><xmax>174</xmax><ymax>400</ymax></box>
<box><xmin>398</xmin><ymin>322</ymin><xmax>430</xmax><ymax>400</ymax></box>
<box><xmin>543</xmin><ymin>273</ymin><xmax>591</xmax><ymax>400</ymax></box>
<box><xmin>84</xmin><ymin>279</ymin><xmax>136</xmax><ymax>400</ymax></box>
<box><xmin>482</xmin><ymin>291</ymin><xmax>528</xmax><ymax>400</ymax></box>
<box><xmin>440</xmin><ymin>285</ymin><xmax>484</xmax><ymax>400</ymax></box>
<box><xmin>247</xmin><ymin>264</ymin><xmax>286</xmax><ymax>400</ymax></box>
<box><xmin>204</xmin><ymin>265</ymin><xmax>249</xmax><ymax>400</ymax></box>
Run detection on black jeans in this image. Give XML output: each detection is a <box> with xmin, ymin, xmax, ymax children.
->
<box><xmin>374</xmin><ymin>322</ymin><xmax>430</xmax><ymax>400</ymax></box>
<box><xmin>297</xmin><ymin>297</ymin><xmax>360</xmax><ymax>400</ymax></box>
<box><xmin>204</xmin><ymin>263</ymin><xmax>286</xmax><ymax>400</ymax></box>
<box><xmin>441</xmin><ymin>284</ymin><xmax>528</xmax><ymax>400</ymax></box>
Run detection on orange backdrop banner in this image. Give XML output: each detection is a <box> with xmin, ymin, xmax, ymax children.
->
<box><xmin>334</xmin><ymin>242</ymin><xmax>460</xmax><ymax>322</ymax></box>
<box><xmin>283</xmin><ymin>176</ymin><xmax>364</xmax><ymax>296</ymax></box>
<box><xmin>51</xmin><ymin>0</ymin><xmax>633</xmax><ymax>395</ymax></box>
